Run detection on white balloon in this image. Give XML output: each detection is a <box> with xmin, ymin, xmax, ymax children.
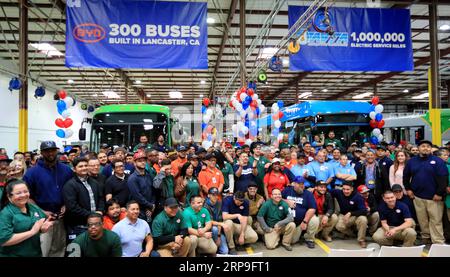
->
<box><xmin>202</xmin><ymin>140</ymin><xmax>212</xmax><ymax>149</ymax></box>
<box><xmin>277</xmin><ymin>133</ymin><xmax>284</xmax><ymax>141</ymax></box>
<box><xmin>372</xmin><ymin>128</ymin><xmax>381</xmax><ymax>136</ymax></box>
<box><xmin>377</xmin><ymin>134</ymin><xmax>384</xmax><ymax>141</ymax></box>
<box><xmin>274</xmin><ymin>120</ymin><xmax>281</xmax><ymax>129</ymax></box>
<box><xmin>272</xmin><ymin>103</ymin><xmax>279</xmax><ymax>112</ymax></box>
<box><xmin>206</xmin><ymin>108</ymin><xmax>213</xmax><ymax>117</ymax></box>
<box><xmin>232</xmin><ymin>124</ymin><xmax>237</xmax><ymax>133</ymax></box>
<box><xmin>369</xmin><ymin>111</ymin><xmax>376</xmax><ymax>120</ymax></box>
<box><xmin>64</xmin><ymin>129</ymin><xmax>74</xmax><ymax>138</ymax></box>
<box><xmin>259</xmin><ymin>104</ymin><xmax>265</xmax><ymax>113</ymax></box>
<box><xmin>248</xmin><ymin>111</ymin><xmax>254</xmax><ymax>119</ymax></box>
<box><xmin>252</xmin><ymin>94</ymin><xmax>259</xmax><ymax>100</ymax></box>
<box><xmin>241</xmin><ymin>126</ymin><xmax>249</xmax><ymax>135</ymax></box>
<box><xmin>245</xmin><ymin>139</ymin><xmax>253</xmax><ymax>146</ymax></box>
<box><xmin>61</xmin><ymin>109</ymin><xmax>71</xmax><ymax>119</ymax></box>
<box><xmin>375</xmin><ymin>104</ymin><xmax>384</xmax><ymax>114</ymax></box>
<box><xmin>203</xmin><ymin>115</ymin><xmax>210</xmax><ymax>123</ymax></box>
<box><xmin>240</xmin><ymin>110</ymin><xmax>246</xmax><ymax>118</ymax></box>
<box><xmin>240</xmin><ymin>93</ymin><xmax>248</xmax><ymax>102</ymax></box>
<box><xmin>64</xmin><ymin>96</ymin><xmax>74</xmax><ymax>107</ymax></box>
<box><xmin>256</xmin><ymin>99</ymin><xmax>262</xmax><ymax>106</ymax></box>
<box><xmin>237</xmin><ymin>121</ymin><xmax>244</xmax><ymax>129</ymax></box>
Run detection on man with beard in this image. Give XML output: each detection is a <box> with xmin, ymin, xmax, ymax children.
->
<box><xmin>153</xmin><ymin>135</ymin><xmax>169</xmax><ymax>153</ymax></box>
<box><xmin>23</xmin><ymin>141</ymin><xmax>73</xmax><ymax>257</ymax></box>
<box><xmin>403</xmin><ymin>140</ymin><xmax>448</xmax><ymax>245</ymax></box>
<box><xmin>97</xmin><ymin>152</ymin><xmax>108</xmax><ymax>172</ymax></box>
<box><xmin>103</xmin><ymin>198</ymin><xmax>126</xmax><ymax>230</ymax></box>
<box><xmin>145</xmin><ymin>149</ymin><xmax>159</xmax><ymax>179</ymax></box>
<box><xmin>171</xmin><ymin>145</ymin><xmax>188</xmax><ymax>178</ymax></box>
<box><xmin>71</xmin><ymin>213</ymin><xmax>122</xmax><ymax>257</ymax></box>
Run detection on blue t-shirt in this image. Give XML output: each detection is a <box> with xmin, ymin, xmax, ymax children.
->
<box><xmin>281</xmin><ymin>186</ymin><xmax>317</xmax><ymax>225</ymax></box>
<box><xmin>308</xmin><ymin>161</ymin><xmax>334</xmax><ymax>182</ymax></box>
<box><xmin>290</xmin><ymin>164</ymin><xmax>314</xmax><ymax>188</ymax></box>
<box><xmin>404</xmin><ymin>155</ymin><xmax>448</xmax><ymax>199</ymax></box>
<box><xmin>378</xmin><ymin>201</ymin><xmax>412</xmax><ymax>227</ymax></box>
<box><xmin>233</xmin><ymin>164</ymin><xmax>256</xmax><ymax>192</ymax></box>
<box><xmin>334</xmin><ymin>163</ymin><xmax>357</xmax><ymax>186</ymax></box>
<box><xmin>222</xmin><ymin>196</ymin><xmax>249</xmax><ymax>224</ymax></box>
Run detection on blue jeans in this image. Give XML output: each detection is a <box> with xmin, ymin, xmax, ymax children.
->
<box><xmin>212</xmin><ymin>226</ymin><xmax>229</xmax><ymax>254</ymax></box>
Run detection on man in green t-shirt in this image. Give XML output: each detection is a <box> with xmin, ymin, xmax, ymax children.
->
<box><xmin>257</xmin><ymin>188</ymin><xmax>295</xmax><ymax>251</ymax></box>
<box><xmin>324</xmin><ymin>131</ymin><xmax>342</xmax><ymax>149</ymax></box>
<box><xmin>152</xmin><ymin>198</ymin><xmax>191</xmax><ymax>257</ymax></box>
<box><xmin>182</xmin><ymin>195</ymin><xmax>217</xmax><ymax>256</ymax></box>
<box><xmin>249</xmin><ymin>144</ymin><xmax>270</xmax><ymax>196</ymax></box>
<box><xmin>71</xmin><ymin>213</ymin><xmax>122</xmax><ymax>257</ymax></box>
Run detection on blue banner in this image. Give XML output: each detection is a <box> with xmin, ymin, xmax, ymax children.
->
<box><xmin>66</xmin><ymin>0</ymin><xmax>208</xmax><ymax>69</ymax></box>
<box><xmin>288</xmin><ymin>6</ymin><xmax>413</xmax><ymax>71</ymax></box>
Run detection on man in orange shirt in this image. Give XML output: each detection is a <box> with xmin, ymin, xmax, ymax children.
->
<box><xmin>198</xmin><ymin>153</ymin><xmax>224</xmax><ymax>198</ymax></box>
<box><xmin>171</xmin><ymin>145</ymin><xmax>188</xmax><ymax>178</ymax></box>
<box><xmin>103</xmin><ymin>198</ymin><xmax>126</xmax><ymax>230</ymax></box>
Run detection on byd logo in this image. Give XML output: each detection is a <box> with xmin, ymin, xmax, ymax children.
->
<box><xmin>73</xmin><ymin>23</ymin><xmax>106</xmax><ymax>43</ymax></box>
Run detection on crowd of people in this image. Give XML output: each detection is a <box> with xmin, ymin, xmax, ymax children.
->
<box><xmin>0</xmin><ymin>130</ymin><xmax>449</xmax><ymax>257</ymax></box>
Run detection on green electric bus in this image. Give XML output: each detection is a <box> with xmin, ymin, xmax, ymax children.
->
<box><xmin>88</xmin><ymin>104</ymin><xmax>171</xmax><ymax>152</ymax></box>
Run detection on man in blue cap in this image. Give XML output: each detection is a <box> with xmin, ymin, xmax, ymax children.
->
<box><xmin>282</xmin><ymin>176</ymin><xmax>318</xmax><ymax>248</ymax></box>
<box><xmin>23</xmin><ymin>140</ymin><xmax>73</xmax><ymax>257</ymax></box>
<box><xmin>171</xmin><ymin>145</ymin><xmax>188</xmax><ymax>178</ymax></box>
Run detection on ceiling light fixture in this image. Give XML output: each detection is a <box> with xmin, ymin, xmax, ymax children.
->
<box><xmin>102</xmin><ymin>91</ymin><xmax>120</xmax><ymax>99</ymax></box>
<box><xmin>298</xmin><ymin>92</ymin><xmax>312</xmax><ymax>98</ymax></box>
<box><xmin>439</xmin><ymin>24</ymin><xmax>450</xmax><ymax>31</ymax></box>
<box><xmin>200</xmin><ymin>80</ymin><xmax>206</xmax><ymax>85</ymax></box>
<box><xmin>352</xmin><ymin>92</ymin><xmax>374</xmax><ymax>99</ymax></box>
<box><xmin>169</xmin><ymin>90</ymin><xmax>183</xmax><ymax>99</ymax></box>
<box><xmin>412</xmin><ymin>93</ymin><xmax>429</xmax><ymax>99</ymax></box>
<box><xmin>258</xmin><ymin>47</ymin><xmax>279</xmax><ymax>60</ymax></box>
<box><xmin>135</xmin><ymin>80</ymin><xmax>142</xmax><ymax>84</ymax></box>
<box><xmin>199</xmin><ymin>94</ymin><xmax>204</xmax><ymax>98</ymax></box>
<box><xmin>207</xmin><ymin>17</ymin><xmax>215</xmax><ymax>24</ymax></box>
<box><xmin>321</xmin><ymin>89</ymin><xmax>328</xmax><ymax>93</ymax></box>
<box><xmin>29</xmin><ymin>43</ymin><xmax>63</xmax><ymax>57</ymax></box>
<box><xmin>67</xmin><ymin>79</ymin><xmax>74</xmax><ymax>84</ymax></box>
<box><xmin>403</xmin><ymin>89</ymin><xmax>409</xmax><ymax>93</ymax></box>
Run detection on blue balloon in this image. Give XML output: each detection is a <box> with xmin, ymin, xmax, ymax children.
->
<box><xmin>57</xmin><ymin>108</ymin><xmax>64</xmax><ymax>115</ymax></box>
<box><xmin>201</xmin><ymin>123</ymin><xmax>207</xmax><ymax>130</ymax></box>
<box><xmin>57</xmin><ymin>100</ymin><xmax>66</xmax><ymax>111</ymax></box>
<box><xmin>375</xmin><ymin>113</ymin><xmax>383</xmax><ymax>122</ymax></box>
<box><xmin>277</xmin><ymin>100</ymin><xmax>284</xmax><ymax>109</ymax></box>
<box><xmin>245</xmin><ymin>120</ymin><xmax>250</xmax><ymax>128</ymax></box>
<box><xmin>245</xmin><ymin>96</ymin><xmax>252</xmax><ymax>103</ymax></box>
<box><xmin>370</xmin><ymin>105</ymin><xmax>375</xmax><ymax>112</ymax></box>
<box><xmin>255</xmin><ymin>107</ymin><xmax>260</xmax><ymax>116</ymax></box>
<box><xmin>207</xmin><ymin>134</ymin><xmax>212</xmax><ymax>141</ymax></box>
<box><xmin>242</xmin><ymin>102</ymin><xmax>249</xmax><ymax>110</ymax></box>
<box><xmin>56</xmin><ymin>129</ymin><xmax>65</xmax><ymax>138</ymax></box>
<box><xmin>201</xmin><ymin>106</ymin><xmax>206</xmax><ymax>114</ymax></box>
<box><xmin>238</xmin><ymin>131</ymin><xmax>245</xmax><ymax>138</ymax></box>
<box><xmin>272</xmin><ymin>128</ymin><xmax>279</xmax><ymax>136</ymax></box>
<box><xmin>370</xmin><ymin>136</ymin><xmax>379</xmax><ymax>144</ymax></box>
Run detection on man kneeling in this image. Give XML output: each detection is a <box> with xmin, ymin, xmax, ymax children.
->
<box><xmin>257</xmin><ymin>188</ymin><xmax>295</xmax><ymax>251</ymax></box>
<box><xmin>372</xmin><ymin>191</ymin><xmax>416</xmax><ymax>247</ymax></box>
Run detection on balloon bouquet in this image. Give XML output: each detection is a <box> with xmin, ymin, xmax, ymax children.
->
<box><xmin>229</xmin><ymin>81</ymin><xmax>266</xmax><ymax>146</ymax></box>
<box><xmin>270</xmin><ymin>100</ymin><xmax>285</xmax><ymax>147</ymax></box>
<box><xmin>201</xmin><ymin>98</ymin><xmax>217</xmax><ymax>149</ymax></box>
<box><xmin>368</xmin><ymin>96</ymin><xmax>385</xmax><ymax>145</ymax></box>
<box><xmin>55</xmin><ymin>90</ymin><xmax>75</xmax><ymax>139</ymax></box>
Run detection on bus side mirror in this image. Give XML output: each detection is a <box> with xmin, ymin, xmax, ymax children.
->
<box><xmin>79</xmin><ymin>128</ymin><xmax>86</xmax><ymax>141</ymax></box>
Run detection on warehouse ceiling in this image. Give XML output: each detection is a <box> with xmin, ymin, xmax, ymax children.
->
<box><xmin>0</xmin><ymin>0</ymin><xmax>449</xmax><ymax>106</ymax></box>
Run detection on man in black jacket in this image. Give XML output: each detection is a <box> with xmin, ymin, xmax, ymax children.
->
<box><xmin>312</xmin><ymin>181</ymin><xmax>338</xmax><ymax>242</ymax></box>
<box><xmin>88</xmin><ymin>157</ymin><xmax>106</xmax><ymax>197</ymax></box>
<box><xmin>63</xmin><ymin>157</ymin><xmax>104</xmax><ymax>242</ymax></box>
<box><xmin>354</xmin><ymin>150</ymin><xmax>387</xmax><ymax>202</ymax></box>
<box><xmin>151</xmin><ymin>198</ymin><xmax>191</xmax><ymax>257</ymax></box>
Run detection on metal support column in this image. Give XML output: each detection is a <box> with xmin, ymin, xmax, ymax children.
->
<box><xmin>239</xmin><ymin>0</ymin><xmax>246</xmax><ymax>86</ymax></box>
<box><xmin>19</xmin><ymin>0</ymin><xmax>28</xmax><ymax>152</ymax></box>
<box><xmin>447</xmin><ymin>80</ymin><xmax>450</xmax><ymax>108</ymax></box>
<box><xmin>429</xmin><ymin>0</ymin><xmax>441</xmax><ymax>145</ymax></box>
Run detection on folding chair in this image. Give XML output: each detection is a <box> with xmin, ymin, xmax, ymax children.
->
<box><xmin>328</xmin><ymin>248</ymin><xmax>375</xmax><ymax>257</ymax></box>
<box><xmin>427</xmin><ymin>244</ymin><xmax>450</xmax><ymax>257</ymax></box>
<box><xmin>378</xmin><ymin>245</ymin><xmax>425</xmax><ymax>257</ymax></box>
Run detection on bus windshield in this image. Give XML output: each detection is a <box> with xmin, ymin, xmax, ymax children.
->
<box><xmin>91</xmin><ymin>111</ymin><xmax>169</xmax><ymax>151</ymax></box>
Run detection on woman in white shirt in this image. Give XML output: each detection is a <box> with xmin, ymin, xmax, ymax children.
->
<box><xmin>389</xmin><ymin>150</ymin><xmax>409</xmax><ymax>193</ymax></box>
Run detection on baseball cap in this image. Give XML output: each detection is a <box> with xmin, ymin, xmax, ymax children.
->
<box><xmin>0</xmin><ymin>155</ymin><xmax>12</xmax><ymax>163</ymax></box>
<box><xmin>326</xmin><ymin>143</ymin><xmax>335</xmax><ymax>147</ymax></box>
<box><xmin>100</xmin><ymin>143</ymin><xmax>110</xmax><ymax>149</ymax></box>
<box><xmin>133</xmin><ymin>151</ymin><xmax>146</xmax><ymax>161</ymax></box>
<box><xmin>376</xmin><ymin>145</ymin><xmax>386</xmax><ymax>150</ymax></box>
<box><xmin>177</xmin><ymin>145</ymin><xmax>187</xmax><ymax>152</ymax></box>
<box><xmin>357</xmin><ymin>185</ymin><xmax>370</xmax><ymax>194</ymax></box>
<box><xmin>164</xmin><ymin>197</ymin><xmax>179</xmax><ymax>208</ymax></box>
<box><xmin>204</xmin><ymin>153</ymin><xmax>216</xmax><ymax>160</ymax></box>
<box><xmin>271</xmin><ymin>158</ymin><xmax>281</xmax><ymax>164</ymax></box>
<box><xmin>195</xmin><ymin>147</ymin><xmax>207</xmax><ymax>155</ymax></box>
<box><xmin>208</xmin><ymin>187</ymin><xmax>219</xmax><ymax>195</ymax></box>
<box><xmin>187</xmin><ymin>154</ymin><xmax>199</xmax><ymax>160</ymax></box>
<box><xmin>391</xmin><ymin>184</ymin><xmax>403</xmax><ymax>192</ymax></box>
<box><xmin>418</xmin><ymin>140</ymin><xmax>433</xmax><ymax>147</ymax></box>
<box><xmin>353</xmin><ymin>148</ymin><xmax>363</xmax><ymax>153</ymax></box>
<box><xmin>315</xmin><ymin>181</ymin><xmax>327</xmax><ymax>187</ymax></box>
<box><xmin>114</xmin><ymin>147</ymin><xmax>127</xmax><ymax>154</ymax></box>
<box><xmin>40</xmin><ymin>141</ymin><xmax>59</xmax><ymax>151</ymax></box>
<box><xmin>388</xmin><ymin>142</ymin><xmax>397</xmax><ymax>146</ymax></box>
<box><xmin>292</xmin><ymin>176</ymin><xmax>305</xmax><ymax>184</ymax></box>
<box><xmin>248</xmin><ymin>182</ymin><xmax>258</xmax><ymax>189</ymax></box>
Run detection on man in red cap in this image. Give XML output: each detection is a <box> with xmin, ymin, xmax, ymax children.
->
<box><xmin>357</xmin><ymin>185</ymin><xmax>380</xmax><ymax>236</ymax></box>
<box><xmin>127</xmin><ymin>151</ymin><xmax>156</xmax><ymax>225</ymax></box>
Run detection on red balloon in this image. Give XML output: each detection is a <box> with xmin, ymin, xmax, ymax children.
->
<box><xmin>229</xmin><ymin>101</ymin><xmax>234</xmax><ymax>108</ymax></box>
<box><xmin>278</xmin><ymin>111</ymin><xmax>284</xmax><ymax>119</ymax></box>
<box><xmin>202</xmin><ymin>98</ymin><xmax>210</xmax><ymax>107</ymax></box>
<box><xmin>272</xmin><ymin>114</ymin><xmax>279</xmax><ymax>120</ymax></box>
<box><xmin>377</xmin><ymin>120</ymin><xmax>385</xmax><ymax>129</ymax></box>
<box><xmin>236</xmin><ymin>92</ymin><xmax>242</xmax><ymax>103</ymax></box>
<box><xmin>58</xmin><ymin>90</ymin><xmax>67</xmax><ymax>100</ymax></box>
<box><xmin>240</xmin><ymin>87</ymin><xmax>246</xmax><ymax>93</ymax></box>
<box><xmin>237</xmin><ymin>139</ymin><xmax>245</xmax><ymax>146</ymax></box>
<box><xmin>370</xmin><ymin>119</ymin><xmax>377</xmax><ymax>128</ymax></box>
<box><xmin>247</xmin><ymin>89</ymin><xmax>254</xmax><ymax>96</ymax></box>
<box><xmin>371</xmin><ymin>96</ymin><xmax>379</xmax><ymax>105</ymax></box>
<box><xmin>55</xmin><ymin>118</ymin><xmax>64</xmax><ymax>128</ymax></box>
<box><xmin>63</xmin><ymin>118</ymin><xmax>73</xmax><ymax>128</ymax></box>
<box><xmin>250</xmin><ymin>100</ymin><xmax>258</xmax><ymax>108</ymax></box>
<box><xmin>202</xmin><ymin>132</ymin><xmax>207</xmax><ymax>140</ymax></box>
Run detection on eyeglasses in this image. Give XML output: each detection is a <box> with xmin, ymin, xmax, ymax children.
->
<box><xmin>87</xmin><ymin>222</ymin><xmax>102</xmax><ymax>228</ymax></box>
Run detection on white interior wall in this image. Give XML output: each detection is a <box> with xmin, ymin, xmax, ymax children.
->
<box><xmin>0</xmin><ymin>72</ymin><xmax>92</xmax><ymax>155</ymax></box>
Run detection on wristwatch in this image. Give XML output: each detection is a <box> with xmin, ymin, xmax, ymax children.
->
<box><xmin>302</xmin><ymin>220</ymin><xmax>308</xmax><ymax>224</ymax></box>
